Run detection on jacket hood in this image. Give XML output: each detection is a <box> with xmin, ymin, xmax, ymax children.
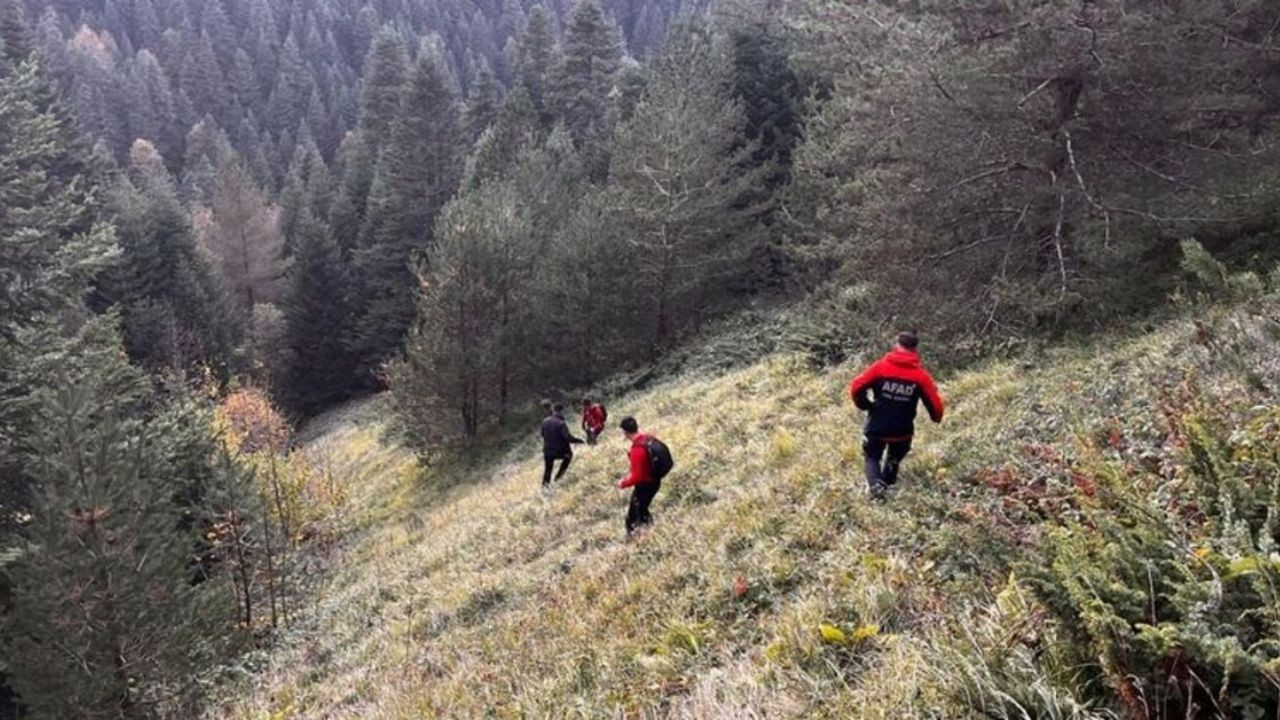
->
<box><xmin>884</xmin><ymin>348</ymin><xmax>921</xmax><ymax>368</ymax></box>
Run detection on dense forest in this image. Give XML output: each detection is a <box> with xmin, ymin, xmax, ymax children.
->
<box><xmin>2</xmin><ymin>0</ymin><xmax>1278</xmax><ymax>716</ymax></box>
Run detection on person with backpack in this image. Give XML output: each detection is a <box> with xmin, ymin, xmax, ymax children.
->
<box><xmin>615</xmin><ymin>416</ymin><xmax>673</xmax><ymax>536</ymax></box>
<box><xmin>541</xmin><ymin>402</ymin><xmax>584</xmax><ymax>491</ymax></box>
<box><xmin>581</xmin><ymin>397</ymin><xmax>608</xmax><ymax>445</ymax></box>
<box><xmin>848</xmin><ymin>331</ymin><xmax>945</xmax><ymax>498</ymax></box>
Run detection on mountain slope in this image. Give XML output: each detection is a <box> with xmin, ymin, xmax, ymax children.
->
<box><xmin>211</xmin><ymin>295</ymin><xmax>1280</xmax><ymax>718</ymax></box>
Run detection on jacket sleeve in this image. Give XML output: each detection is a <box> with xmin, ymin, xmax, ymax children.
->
<box><xmin>849</xmin><ymin>363</ymin><xmax>878</xmax><ymax>411</ymax></box>
<box><xmin>561</xmin><ymin>421</ymin><xmax>584</xmax><ymax>445</ymax></box>
<box><xmin>618</xmin><ymin>443</ymin><xmax>649</xmax><ymax>489</ymax></box>
<box><xmin>920</xmin><ymin>371</ymin><xmax>945</xmax><ymax>423</ymax></box>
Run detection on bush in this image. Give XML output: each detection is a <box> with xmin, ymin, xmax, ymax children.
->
<box><xmin>1018</xmin><ymin>398</ymin><xmax>1280</xmax><ymax>718</ymax></box>
<box><xmin>216</xmin><ymin>387</ymin><xmax>290</xmax><ymax>454</ymax></box>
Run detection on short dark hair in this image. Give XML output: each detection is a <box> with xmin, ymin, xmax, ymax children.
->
<box><xmin>619</xmin><ymin>416</ymin><xmax>638</xmax><ymax>433</ymax></box>
<box><xmin>582</xmin><ymin>397</ymin><xmax>591</xmax><ymax>405</ymax></box>
<box><xmin>897</xmin><ymin>331</ymin><xmax>919</xmax><ymax>350</ymax></box>
<box><xmin>553</xmin><ymin>402</ymin><xmax>565</xmax><ymax>413</ymax></box>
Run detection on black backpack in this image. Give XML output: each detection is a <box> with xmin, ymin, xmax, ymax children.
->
<box><xmin>645</xmin><ymin>437</ymin><xmax>674</xmax><ymax>481</ymax></box>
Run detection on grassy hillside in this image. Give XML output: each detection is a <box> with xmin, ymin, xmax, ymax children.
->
<box><xmin>211</xmin><ymin>295</ymin><xmax>1280</xmax><ymax>719</ymax></box>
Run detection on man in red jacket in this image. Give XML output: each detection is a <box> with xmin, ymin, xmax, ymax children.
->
<box><xmin>616</xmin><ymin>416</ymin><xmax>662</xmax><ymax>536</ymax></box>
<box><xmin>581</xmin><ymin>397</ymin><xmax>607</xmax><ymax>445</ymax></box>
<box><xmin>849</xmin><ymin>331</ymin><xmax>945</xmax><ymax>498</ymax></box>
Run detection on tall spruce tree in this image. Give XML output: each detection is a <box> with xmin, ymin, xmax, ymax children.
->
<box><xmin>608</xmin><ymin>22</ymin><xmax>763</xmax><ymax>346</ymax></box>
<box><xmin>356</xmin><ymin>27</ymin><xmax>409</xmax><ymax>153</ymax></box>
<box><xmin>464</xmin><ymin>57</ymin><xmax>501</xmax><ymax>141</ymax></box>
<box><xmin>108</xmin><ymin>143</ymin><xmax>244</xmax><ymax>378</ymax></box>
<box><xmin>281</xmin><ymin>210</ymin><xmax>354</xmax><ymax>413</ymax></box>
<box><xmin>350</xmin><ymin>45</ymin><xmax>463</xmax><ymax>376</ymax></box>
<box><xmin>1</xmin><ymin>30</ymin><xmax>247</xmax><ymax>716</ymax></box>
<box><xmin>553</xmin><ymin>0</ymin><xmax>620</xmax><ymax>161</ymax></box>
<box><xmin>513</xmin><ymin>4</ymin><xmax>557</xmax><ymax>125</ymax></box>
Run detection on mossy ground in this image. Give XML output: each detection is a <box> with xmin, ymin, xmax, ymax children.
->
<box><xmin>211</xmin><ymin>298</ymin><xmax>1280</xmax><ymax>719</ymax></box>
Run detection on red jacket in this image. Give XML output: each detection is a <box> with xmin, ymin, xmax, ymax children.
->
<box><xmin>849</xmin><ymin>348</ymin><xmax>944</xmax><ymax>440</ymax></box>
<box><xmin>618</xmin><ymin>433</ymin><xmax>652</xmax><ymax>489</ymax></box>
<box><xmin>582</xmin><ymin>404</ymin><xmax>606</xmax><ymax>433</ymax></box>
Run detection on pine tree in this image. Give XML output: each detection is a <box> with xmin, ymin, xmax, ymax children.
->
<box><xmin>392</xmin><ymin>179</ymin><xmax>523</xmax><ymax>442</ymax></box>
<box><xmin>608</xmin><ymin>22</ymin><xmax>763</xmax><ymax>346</ymax></box>
<box><xmin>266</xmin><ymin>34</ymin><xmax>314</xmax><ymax>141</ymax></box>
<box><xmin>201</xmin><ymin>161</ymin><xmax>289</xmax><ymax>316</ymax></box>
<box><xmin>180</xmin><ymin>32</ymin><xmax>229</xmax><ymax>125</ymax></box>
<box><xmin>356</xmin><ymin>27</ymin><xmax>408</xmax><ymax>153</ymax></box>
<box><xmin>350</xmin><ymin>46</ymin><xmax>463</xmax><ymax>374</ymax></box>
<box><xmin>281</xmin><ymin>210</ymin><xmax>354</xmax><ymax>413</ymax></box>
<box><xmin>2</xmin><ymin>36</ymin><xmax>246</xmax><ymax>716</ymax></box>
<box><xmin>109</xmin><ymin>145</ymin><xmax>243</xmax><ymax>378</ymax></box>
<box><xmin>464</xmin><ymin>84</ymin><xmax>540</xmax><ymax>188</ymax></box>
<box><xmin>514</xmin><ymin>4</ymin><xmax>557</xmax><ymax>125</ymax></box>
<box><xmin>464</xmin><ymin>57</ymin><xmax>501</xmax><ymax>142</ymax></box>
<box><xmin>553</xmin><ymin>0</ymin><xmax>620</xmax><ymax>155</ymax></box>
<box><xmin>3</xmin><ymin>345</ymin><xmax>240</xmax><ymax>719</ymax></box>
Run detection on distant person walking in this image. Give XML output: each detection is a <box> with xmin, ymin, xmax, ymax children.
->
<box><xmin>615</xmin><ymin>416</ymin><xmax>673</xmax><ymax>536</ymax></box>
<box><xmin>541</xmin><ymin>403</ymin><xmax>583</xmax><ymax>490</ymax></box>
<box><xmin>849</xmin><ymin>331</ymin><xmax>945</xmax><ymax>498</ymax></box>
<box><xmin>581</xmin><ymin>397</ymin><xmax>608</xmax><ymax>445</ymax></box>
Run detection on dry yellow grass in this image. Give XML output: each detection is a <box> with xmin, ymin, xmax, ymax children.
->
<box><xmin>209</xmin><ymin>306</ymin><xmax>1264</xmax><ymax>718</ymax></box>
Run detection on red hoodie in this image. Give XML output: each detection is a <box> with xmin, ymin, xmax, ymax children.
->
<box><xmin>582</xmin><ymin>404</ymin><xmax>606</xmax><ymax>433</ymax></box>
<box><xmin>617</xmin><ymin>433</ymin><xmax>652</xmax><ymax>489</ymax></box>
<box><xmin>849</xmin><ymin>348</ymin><xmax>944</xmax><ymax>440</ymax></box>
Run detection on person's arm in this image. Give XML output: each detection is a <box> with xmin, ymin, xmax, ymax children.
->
<box><xmin>617</xmin><ymin>443</ymin><xmax>648</xmax><ymax>489</ymax></box>
<box><xmin>920</xmin><ymin>371</ymin><xmax>945</xmax><ymax>423</ymax></box>
<box><xmin>561</xmin><ymin>421</ymin><xmax>584</xmax><ymax>445</ymax></box>
<box><xmin>849</xmin><ymin>364</ymin><xmax>878</xmax><ymax>411</ymax></box>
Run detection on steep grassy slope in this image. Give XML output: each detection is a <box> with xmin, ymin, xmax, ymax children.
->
<box><xmin>212</xmin><ymin>297</ymin><xmax>1280</xmax><ymax>719</ymax></box>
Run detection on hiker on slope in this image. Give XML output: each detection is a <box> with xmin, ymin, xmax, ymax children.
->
<box><xmin>849</xmin><ymin>331</ymin><xmax>945</xmax><ymax>498</ymax></box>
<box><xmin>541</xmin><ymin>402</ymin><xmax>584</xmax><ymax>491</ymax></box>
<box><xmin>615</xmin><ymin>416</ymin><xmax>673</xmax><ymax>537</ymax></box>
<box><xmin>581</xmin><ymin>397</ymin><xmax>608</xmax><ymax>446</ymax></box>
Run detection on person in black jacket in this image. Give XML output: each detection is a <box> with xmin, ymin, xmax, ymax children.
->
<box><xmin>541</xmin><ymin>403</ymin><xmax>583</xmax><ymax>489</ymax></box>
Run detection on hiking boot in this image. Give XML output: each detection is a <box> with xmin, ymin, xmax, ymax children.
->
<box><xmin>867</xmin><ymin>480</ymin><xmax>887</xmax><ymax>499</ymax></box>
<box><xmin>540</xmin><ymin>484</ymin><xmax>552</xmax><ymax>499</ymax></box>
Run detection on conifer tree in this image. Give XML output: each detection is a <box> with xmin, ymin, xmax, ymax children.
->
<box><xmin>608</xmin><ymin>22</ymin><xmax>763</xmax><ymax>346</ymax></box>
<box><xmin>464</xmin><ymin>57</ymin><xmax>501</xmax><ymax>142</ymax></box>
<box><xmin>393</xmin><ymin>178</ymin><xmax>524</xmax><ymax>441</ymax></box>
<box><xmin>513</xmin><ymin>4</ymin><xmax>557</xmax><ymax>125</ymax></box>
<box><xmin>201</xmin><ymin>161</ymin><xmax>289</xmax><ymax>316</ymax></box>
<box><xmin>553</xmin><ymin>0</ymin><xmax>620</xmax><ymax>156</ymax></box>
<box><xmin>463</xmin><ymin>85</ymin><xmax>540</xmax><ymax>188</ymax></box>
<box><xmin>356</xmin><ymin>27</ymin><xmax>409</xmax><ymax>153</ymax></box>
<box><xmin>281</xmin><ymin>210</ymin><xmax>354</xmax><ymax>413</ymax></box>
<box><xmin>4</xmin><ymin>346</ymin><xmax>239</xmax><ymax>719</ymax></box>
<box><xmin>108</xmin><ymin>145</ymin><xmax>243</xmax><ymax>378</ymax></box>
<box><xmin>350</xmin><ymin>46</ymin><xmax>463</xmax><ymax>374</ymax></box>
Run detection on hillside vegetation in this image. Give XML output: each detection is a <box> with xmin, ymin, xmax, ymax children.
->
<box><xmin>212</xmin><ymin>290</ymin><xmax>1280</xmax><ymax>718</ymax></box>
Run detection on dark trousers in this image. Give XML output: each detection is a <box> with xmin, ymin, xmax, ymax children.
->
<box><xmin>625</xmin><ymin>479</ymin><xmax>662</xmax><ymax>534</ymax></box>
<box><xmin>542</xmin><ymin>452</ymin><xmax>572</xmax><ymax>486</ymax></box>
<box><xmin>585</xmin><ymin>427</ymin><xmax>601</xmax><ymax>445</ymax></box>
<box><xmin>863</xmin><ymin>437</ymin><xmax>912</xmax><ymax>488</ymax></box>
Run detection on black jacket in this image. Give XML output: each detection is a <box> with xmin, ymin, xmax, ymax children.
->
<box><xmin>541</xmin><ymin>412</ymin><xmax>582</xmax><ymax>457</ymax></box>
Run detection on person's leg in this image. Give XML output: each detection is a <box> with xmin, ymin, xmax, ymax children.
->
<box><xmin>637</xmin><ymin>478</ymin><xmax>661</xmax><ymax>527</ymax></box>
<box><xmin>555</xmin><ymin>451</ymin><xmax>573</xmax><ymax>480</ymax></box>
<box><xmin>862</xmin><ymin>436</ymin><xmax>887</xmax><ymax>490</ymax></box>
<box><xmin>626</xmin><ymin>489</ymin><xmax>643</xmax><ymax>534</ymax></box>
<box><xmin>542</xmin><ymin>455</ymin><xmax>555</xmax><ymax>486</ymax></box>
<box><xmin>883</xmin><ymin>440</ymin><xmax>912</xmax><ymax>486</ymax></box>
